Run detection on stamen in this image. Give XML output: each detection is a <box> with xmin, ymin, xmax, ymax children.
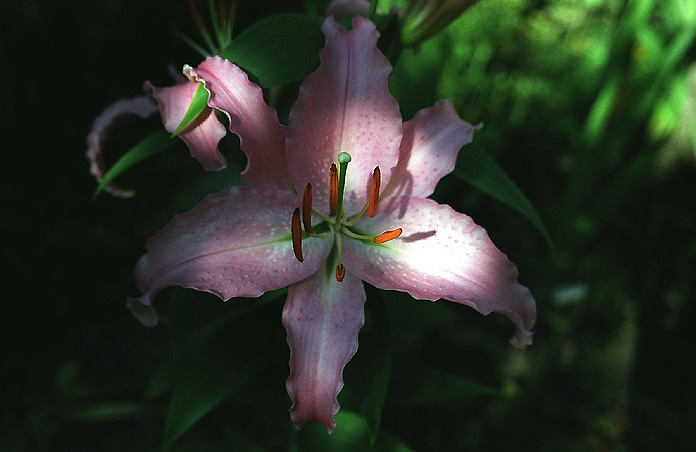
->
<box><xmin>335</xmin><ymin>264</ymin><xmax>346</xmax><ymax>282</ymax></box>
<box><xmin>373</xmin><ymin>228</ymin><xmax>403</xmax><ymax>244</ymax></box>
<box><xmin>329</xmin><ymin>163</ymin><xmax>338</xmax><ymax>215</ymax></box>
<box><xmin>369</xmin><ymin>166</ymin><xmax>381</xmax><ymax>217</ymax></box>
<box><xmin>291</xmin><ymin>208</ymin><xmax>304</xmax><ymax>262</ymax></box>
<box><xmin>302</xmin><ymin>183</ymin><xmax>312</xmax><ymax>233</ymax></box>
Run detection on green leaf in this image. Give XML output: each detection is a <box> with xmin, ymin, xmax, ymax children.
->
<box><xmin>220</xmin><ymin>13</ymin><xmax>324</xmax><ymax>88</ymax></box>
<box><xmin>453</xmin><ymin>142</ymin><xmax>553</xmax><ymax>249</ymax></box>
<box><xmin>161</xmin><ymin>298</ymin><xmax>284</xmax><ymax>450</ymax></box>
<box><xmin>92</xmin><ymin>130</ymin><xmax>175</xmax><ymax>198</ymax></box>
<box><xmin>343</xmin><ymin>294</ymin><xmax>392</xmax><ymax>445</ymax></box>
<box><xmin>390</xmin><ymin>368</ymin><xmax>497</xmax><ymax>406</ymax></box>
<box><xmin>299</xmin><ymin>409</ymin><xmax>415</xmax><ymax>452</ymax></box>
<box><xmin>170</xmin><ymin>82</ymin><xmax>210</xmax><ymax>137</ymax></box>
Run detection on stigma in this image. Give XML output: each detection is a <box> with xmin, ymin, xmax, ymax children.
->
<box><xmin>291</xmin><ymin>152</ymin><xmax>402</xmax><ymax>281</ymax></box>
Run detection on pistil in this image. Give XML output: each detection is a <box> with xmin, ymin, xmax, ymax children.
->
<box><xmin>333</xmin><ymin>152</ymin><xmax>352</xmax><ymax>228</ymax></box>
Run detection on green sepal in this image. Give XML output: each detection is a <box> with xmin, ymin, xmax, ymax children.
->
<box><xmin>170</xmin><ymin>82</ymin><xmax>210</xmax><ymax>137</ymax></box>
<box><xmin>220</xmin><ymin>13</ymin><xmax>324</xmax><ymax>88</ymax></box>
<box><xmin>92</xmin><ymin>130</ymin><xmax>175</xmax><ymax>199</ymax></box>
<box><xmin>453</xmin><ymin>142</ymin><xmax>553</xmax><ymax>250</ymax></box>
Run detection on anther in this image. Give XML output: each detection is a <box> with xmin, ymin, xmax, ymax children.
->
<box><xmin>335</xmin><ymin>263</ymin><xmax>346</xmax><ymax>282</ymax></box>
<box><xmin>369</xmin><ymin>166</ymin><xmax>381</xmax><ymax>217</ymax></box>
<box><xmin>302</xmin><ymin>183</ymin><xmax>312</xmax><ymax>233</ymax></box>
<box><xmin>329</xmin><ymin>163</ymin><xmax>338</xmax><ymax>216</ymax></box>
<box><xmin>291</xmin><ymin>208</ymin><xmax>304</xmax><ymax>262</ymax></box>
<box><xmin>373</xmin><ymin>228</ymin><xmax>402</xmax><ymax>244</ymax></box>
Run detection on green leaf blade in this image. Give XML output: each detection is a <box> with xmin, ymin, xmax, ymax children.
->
<box><xmin>220</xmin><ymin>13</ymin><xmax>324</xmax><ymax>88</ymax></box>
<box><xmin>453</xmin><ymin>142</ymin><xmax>553</xmax><ymax>250</ymax></box>
<box><xmin>92</xmin><ymin>130</ymin><xmax>175</xmax><ymax>199</ymax></box>
<box><xmin>170</xmin><ymin>82</ymin><xmax>210</xmax><ymax>137</ymax></box>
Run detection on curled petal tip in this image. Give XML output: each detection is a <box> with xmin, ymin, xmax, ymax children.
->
<box><xmin>511</xmin><ymin>329</ymin><xmax>534</xmax><ymax>349</ymax></box>
<box><xmin>126</xmin><ymin>298</ymin><xmax>159</xmax><ymax>327</ymax></box>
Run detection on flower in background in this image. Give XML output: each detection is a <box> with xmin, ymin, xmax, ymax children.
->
<box><xmin>126</xmin><ymin>15</ymin><xmax>535</xmax><ymax>432</ymax></box>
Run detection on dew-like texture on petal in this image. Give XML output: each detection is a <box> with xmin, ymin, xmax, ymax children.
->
<box><xmin>86</xmin><ymin>96</ymin><xmax>158</xmax><ymax>197</ymax></box>
<box><xmin>283</xmin><ymin>267</ymin><xmax>366</xmax><ymax>432</ymax></box>
<box><xmin>145</xmin><ymin>81</ymin><xmax>227</xmax><ymax>171</ymax></box>
<box><xmin>384</xmin><ymin>99</ymin><xmax>475</xmax><ymax>200</ymax></box>
<box><xmin>132</xmin><ymin>186</ymin><xmax>331</xmax><ymax>307</ymax></box>
<box><xmin>286</xmin><ymin>16</ymin><xmax>402</xmax><ymax>215</ymax></box>
<box><xmin>342</xmin><ymin>196</ymin><xmax>536</xmax><ymax>347</ymax></box>
<box><xmin>187</xmin><ymin>57</ymin><xmax>291</xmax><ymax>189</ymax></box>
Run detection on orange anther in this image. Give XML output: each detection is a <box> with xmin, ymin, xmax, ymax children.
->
<box><xmin>329</xmin><ymin>163</ymin><xmax>338</xmax><ymax>215</ymax></box>
<box><xmin>369</xmin><ymin>166</ymin><xmax>381</xmax><ymax>217</ymax></box>
<box><xmin>291</xmin><ymin>208</ymin><xmax>304</xmax><ymax>262</ymax></box>
<box><xmin>335</xmin><ymin>263</ymin><xmax>346</xmax><ymax>282</ymax></box>
<box><xmin>302</xmin><ymin>183</ymin><xmax>312</xmax><ymax>233</ymax></box>
<box><xmin>373</xmin><ymin>228</ymin><xmax>402</xmax><ymax>244</ymax></box>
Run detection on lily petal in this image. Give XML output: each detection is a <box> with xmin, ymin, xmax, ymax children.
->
<box><xmin>186</xmin><ymin>57</ymin><xmax>291</xmax><ymax>189</ymax></box>
<box><xmin>132</xmin><ymin>186</ymin><xmax>331</xmax><ymax>308</ymax></box>
<box><xmin>283</xmin><ymin>266</ymin><xmax>366</xmax><ymax>432</ymax></box>
<box><xmin>384</xmin><ymin>99</ymin><xmax>475</xmax><ymax>199</ymax></box>
<box><xmin>86</xmin><ymin>96</ymin><xmax>158</xmax><ymax>197</ymax></box>
<box><xmin>343</xmin><ymin>196</ymin><xmax>536</xmax><ymax>347</ymax></box>
<box><xmin>286</xmin><ymin>16</ymin><xmax>402</xmax><ymax>215</ymax></box>
<box><xmin>145</xmin><ymin>81</ymin><xmax>227</xmax><ymax>171</ymax></box>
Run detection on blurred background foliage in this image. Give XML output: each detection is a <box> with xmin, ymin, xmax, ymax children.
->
<box><xmin>3</xmin><ymin>0</ymin><xmax>695</xmax><ymax>451</ymax></box>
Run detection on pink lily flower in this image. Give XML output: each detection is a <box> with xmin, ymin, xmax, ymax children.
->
<box><xmin>128</xmin><ymin>16</ymin><xmax>536</xmax><ymax>432</ymax></box>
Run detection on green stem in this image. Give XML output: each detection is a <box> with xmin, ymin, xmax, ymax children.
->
<box><xmin>334</xmin><ymin>152</ymin><xmax>352</xmax><ymax>228</ymax></box>
<box><xmin>368</xmin><ymin>0</ymin><xmax>378</xmax><ymax>19</ymax></box>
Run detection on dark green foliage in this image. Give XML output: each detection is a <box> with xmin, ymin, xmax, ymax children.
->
<box><xmin>5</xmin><ymin>0</ymin><xmax>695</xmax><ymax>451</ymax></box>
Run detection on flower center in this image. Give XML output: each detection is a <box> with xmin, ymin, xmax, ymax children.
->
<box><xmin>291</xmin><ymin>152</ymin><xmax>402</xmax><ymax>281</ymax></box>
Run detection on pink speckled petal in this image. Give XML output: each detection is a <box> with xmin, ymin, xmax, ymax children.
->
<box><xmin>145</xmin><ymin>81</ymin><xmax>227</xmax><ymax>171</ymax></box>
<box><xmin>342</xmin><ymin>196</ymin><xmax>536</xmax><ymax>347</ymax></box>
<box><xmin>283</xmin><ymin>267</ymin><xmax>365</xmax><ymax>432</ymax></box>
<box><xmin>186</xmin><ymin>57</ymin><xmax>291</xmax><ymax>189</ymax></box>
<box><xmin>384</xmin><ymin>99</ymin><xmax>475</xmax><ymax>200</ymax></box>
<box><xmin>286</xmin><ymin>16</ymin><xmax>402</xmax><ymax>215</ymax></box>
<box><xmin>86</xmin><ymin>96</ymin><xmax>158</xmax><ymax>197</ymax></box>
<box><xmin>131</xmin><ymin>186</ymin><xmax>332</xmax><ymax>309</ymax></box>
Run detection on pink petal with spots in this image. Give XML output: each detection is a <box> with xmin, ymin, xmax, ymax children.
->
<box><xmin>342</xmin><ymin>196</ymin><xmax>536</xmax><ymax>347</ymax></box>
<box><xmin>286</xmin><ymin>16</ymin><xmax>402</xmax><ymax>215</ymax></box>
<box><xmin>145</xmin><ymin>81</ymin><xmax>227</xmax><ymax>171</ymax></box>
<box><xmin>131</xmin><ymin>186</ymin><xmax>332</xmax><ymax>310</ymax></box>
<box><xmin>283</xmin><ymin>267</ymin><xmax>366</xmax><ymax>432</ymax></box>
<box><xmin>384</xmin><ymin>99</ymin><xmax>475</xmax><ymax>200</ymax></box>
<box><xmin>186</xmin><ymin>57</ymin><xmax>291</xmax><ymax>189</ymax></box>
<box><xmin>86</xmin><ymin>96</ymin><xmax>158</xmax><ymax>197</ymax></box>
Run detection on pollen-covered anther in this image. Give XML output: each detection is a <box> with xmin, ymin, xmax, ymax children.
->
<box><xmin>373</xmin><ymin>228</ymin><xmax>403</xmax><ymax>244</ymax></box>
<box><xmin>291</xmin><ymin>208</ymin><xmax>304</xmax><ymax>262</ymax></box>
<box><xmin>335</xmin><ymin>263</ymin><xmax>346</xmax><ymax>282</ymax></box>
<box><xmin>329</xmin><ymin>163</ymin><xmax>338</xmax><ymax>215</ymax></box>
<box><xmin>369</xmin><ymin>166</ymin><xmax>381</xmax><ymax>217</ymax></box>
<box><xmin>302</xmin><ymin>183</ymin><xmax>312</xmax><ymax>233</ymax></box>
